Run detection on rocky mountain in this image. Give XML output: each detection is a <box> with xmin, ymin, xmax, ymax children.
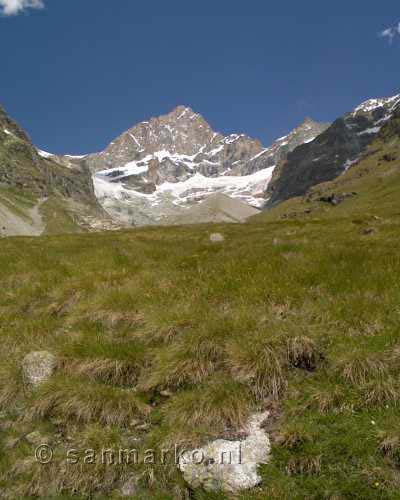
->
<box><xmin>266</xmin><ymin>94</ymin><xmax>400</xmax><ymax>206</ymax></box>
<box><xmin>86</xmin><ymin>106</ymin><xmax>328</xmax><ymax>225</ymax></box>
<box><xmin>0</xmin><ymin>104</ymin><xmax>117</xmax><ymax>236</ymax></box>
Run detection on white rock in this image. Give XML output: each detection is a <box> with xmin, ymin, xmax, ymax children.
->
<box><xmin>209</xmin><ymin>233</ymin><xmax>225</xmax><ymax>243</ymax></box>
<box><xmin>178</xmin><ymin>412</ymin><xmax>270</xmax><ymax>493</ymax></box>
<box><xmin>22</xmin><ymin>351</ymin><xmax>57</xmax><ymax>387</ymax></box>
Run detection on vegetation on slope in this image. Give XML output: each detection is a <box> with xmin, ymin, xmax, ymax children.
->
<box><xmin>0</xmin><ymin>116</ymin><xmax>399</xmax><ymax>499</ymax></box>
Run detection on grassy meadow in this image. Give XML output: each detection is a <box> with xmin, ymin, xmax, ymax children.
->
<box><xmin>0</xmin><ymin>136</ymin><xmax>400</xmax><ymax>498</ymax></box>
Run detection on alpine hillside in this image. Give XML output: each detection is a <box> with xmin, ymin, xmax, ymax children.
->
<box><xmin>0</xmin><ymin>105</ymin><xmax>119</xmax><ymax>236</ymax></box>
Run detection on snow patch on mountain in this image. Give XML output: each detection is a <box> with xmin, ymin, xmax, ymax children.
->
<box><xmin>94</xmin><ymin>165</ymin><xmax>274</xmax><ymax>212</ymax></box>
<box><xmin>37</xmin><ymin>149</ymin><xmax>54</xmax><ymax>159</ymax></box>
<box><xmin>352</xmin><ymin>94</ymin><xmax>400</xmax><ymax>116</ymax></box>
<box><xmin>358</xmin><ymin>126</ymin><xmax>382</xmax><ymax>136</ymax></box>
<box><xmin>84</xmin><ymin>106</ymin><xmax>329</xmax><ymax>225</ymax></box>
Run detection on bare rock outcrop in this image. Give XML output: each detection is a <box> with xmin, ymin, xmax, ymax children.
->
<box><xmin>178</xmin><ymin>412</ymin><xmax>271</xmax><ymax>493</ymax></box>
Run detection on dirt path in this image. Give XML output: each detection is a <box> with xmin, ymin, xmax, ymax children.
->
<box><xmin>0</xmin><ymin>197</ymin><xmax>46</xmax><ymax>237</ymax></box>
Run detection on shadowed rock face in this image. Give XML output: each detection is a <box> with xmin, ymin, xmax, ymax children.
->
<box><xmin>86</xmin><ymin>106</ymin><xmax>327</xmax><ymax>225</ymax></box>
<box><xmin>0</xmin><ymin>104</ymin><xmax>49</xmax><ymax>195</ymax></box>
<box><xmin>266</xmin><ymin>94</ymin><xmax>400</xmax><ymax>206</ymax></box>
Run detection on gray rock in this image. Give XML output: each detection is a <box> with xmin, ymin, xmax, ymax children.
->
<box><xmin>178</xmin><ymin>412</ymin><xmax>271</xmax><ymax>493</ymax></box>
<box><xmin>22</xmin><ymin>351</ymin><xmax>57</xmax><ymax>387</ymax></box>
<box><xmin>209</xmin><ymin>233</ymin><xmax>225</xmax><ymax>243</ymax></box>
<box><xmin>25</xmin><ymin>431</ymin><xmax>51</xmax><ymax>446</ymax></box>
<box><xmin>120</xmin><ymin>475</ymin><xmax>139</xmax><ymax>497</ymax></box>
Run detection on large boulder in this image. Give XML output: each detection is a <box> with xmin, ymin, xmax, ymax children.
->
<box><xmin>209</xmin><ymin>233</ymin><xmax>225</xmax><ymax>243</ymax></box>
<box><xmin>178</xmin><ymin>412</ymin><xmax>271</xmax><ymax>493</ymax></box>
<box><xmin>22</xmin><ymin>351</ymin><xmax>57</xmax><ymax>387</ymax></box>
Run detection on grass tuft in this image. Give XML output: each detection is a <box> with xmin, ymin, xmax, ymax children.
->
<box><xmin>139</xmin><ymin>334</ymin><xmax>224</xmax><ymax>391</ymax></box>
<box><xmin>285</xmin><ymin>455</ymin><xmax>322</xmax><ymax>476</ymax></box>
<box><xmin>286</xmin><ymin>336</ymin><xmax>323</xmax><ymax>371</ymax></box>
<box><xmin>362</xmin><ymin>378</ymin><xmax>400</xmax><ymax>407</ymax></box>
<box><xmin>61</xmin><ymin>339</ymin><xmax>147</xmax><ymax>386</ymax></box>
<box><xmin>379</xmin><ymin>433</ymin><xmax>400</xmax><ymax>464</ymax></box>
<box><xmin>162</xmin><ymin>379</ymin><xmax>253</xmax><ymax>447</ymax></box>
<box><xmin>339</xmin><ymin>355</ymin><xmax>388</xmax><ymax>386</ymax></box>
<box><xmin>27</xmin><ymin>376</ymin><xmax>150</xmax><ymax>426</ymax></box>
<box><xmin>227</xmin><ymin>335</ymin><xmax>287</xmax><ymax>400</ymax></box>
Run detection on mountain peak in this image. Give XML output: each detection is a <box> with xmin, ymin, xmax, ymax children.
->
<box><xmin>163</xmin><ymin>105</ymin><xmax>200</xmax><ymax>122</ymax></box>
<box><xmin>302</xmin><ymin>117</ymin><xmax>318</xmax><ymax>125</ymax></box>
<box><xmin>351</xmin><ymin>93</ymin><xmax>400</xmax><ymax>117</ymax></box>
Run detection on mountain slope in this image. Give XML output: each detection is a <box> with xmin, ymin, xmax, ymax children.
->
<box><xmin>0</xmin><ymin>105</ymin><xmax>118</xmax><ymax>235</ymax></box>
<box><xmin>161</xmin><ymin>192</ymin><xmax>261</xmax><ymax>225</ymax></box>
<box><xmin>86</xmin><ymin>106</ymin><xmax>328</xmax><ymax>225</ymax></box>
<box><xmin>258</xmin><ymin>101</ymin><xmax>400</xmax><ymax>224</ymax></box>
<box><xmin>266</xmin><ymin>94</ymin><xmax>400</xmax><ymax>206</ymax></box>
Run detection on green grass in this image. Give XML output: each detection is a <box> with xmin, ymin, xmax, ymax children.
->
<box><xmin>39</xmin><ymin>196</ymin><xmax>82</xmax><ymax>235</ymax></box>
<box><xmin>0</xmin><ymin>131</ymin><xmax>400</xmax><ymax>498</ymax></box>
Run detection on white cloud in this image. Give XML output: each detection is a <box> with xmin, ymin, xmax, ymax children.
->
<box><xmin>380</xmin><ymin>22</ymin><xmax>400</xmax><ymax>44</ymax></box>
<box><xmin>0</xmin><ymin>0</ymin><xmax>44</xmax><ymax>16</ymax></box>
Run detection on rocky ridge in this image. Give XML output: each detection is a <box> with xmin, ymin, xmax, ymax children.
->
<box><xmin>266</xmin><ymin>94</ymin><xmax>400</xmax><ymax>205</ymax></box>
<box><xmin>0</xmin><ymin>104</ymin><xmax>119</xmax><ymax>235</ymax></box>
<box><xmin>0</xmin><ymin>105</ymin><xmax>94</xmax><ymax>202</ymax></box>
<box><xmin>84</xmin><ymin>106</ymin><xmax>327</xmax><ymax>225</ymax></box>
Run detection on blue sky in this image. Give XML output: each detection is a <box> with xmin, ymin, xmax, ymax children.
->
<box><xmin>1</xmin><ymin>1</ymin><xmax>399</xmax><ymax>154</ymax></box>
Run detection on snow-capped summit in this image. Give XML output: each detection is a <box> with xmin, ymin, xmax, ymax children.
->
<box><xmin>352</xmin><ymin>94</ymin><xmax>400</xmax><ymax>117</ymax></box>
<box><xmin>84</xmin><ymin>107</ymin><xmax>328</xmax><ymax>225</ymax></box>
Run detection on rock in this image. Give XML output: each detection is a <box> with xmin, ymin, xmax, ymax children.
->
<box><xmin>129</xmin><ymin>419</ymin><xmax>141</xmax><ymax>428</ymax></box>
<box><xmin>178</xmin><ymin>412</ymin><xmax>270</xmax><ymax>493</ymax></box>
<box><xmin>135</xmin><ymin>423</ymin><xmax>151</xmax><ymax>431</ymax></box>
<box><xmin>318</xmin><ymin>192</ymin><xmax>356</xmax><ymax>206</ymax></box>
<box><xmin>120</xmin><ymin>475</ymin><xmax>139</xmax><ymax>497</ymax></box>
<box><xmin>25</xmin><ymin>431</ymin><xmax>51</xmax><ymax>446</ymax></box>
<box><xmin>22</xmin><ymin>351</ymin><xmax>57</xmax><ymax>387</ymax></box>
<box><xmin>5</xmin><ymin>436</ymin><xmax>21</xmax><ymax>450</ymax></box>
<box><xmin>0</xmin><ymin>419</ymin><xmax>13</xmax><ymax>432</ymax></box>
<box><xmin>160</xmin><ymin>389</ymin><xmax>173</xmax><ymax>398</ymax></box>
<box><xmin>363</xmin><ymin>227</ymin><xmax>377</xmax><ymax>235</ymax></box>
<box><xmin>209</xmin><ymin>233</ymin><xmax>225</xmax><ymax>243</ymax></box>
<box><xmin>381</xmin><ymin>153</ymin><xmax>397</xmax><ymax>162</ymax></box>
